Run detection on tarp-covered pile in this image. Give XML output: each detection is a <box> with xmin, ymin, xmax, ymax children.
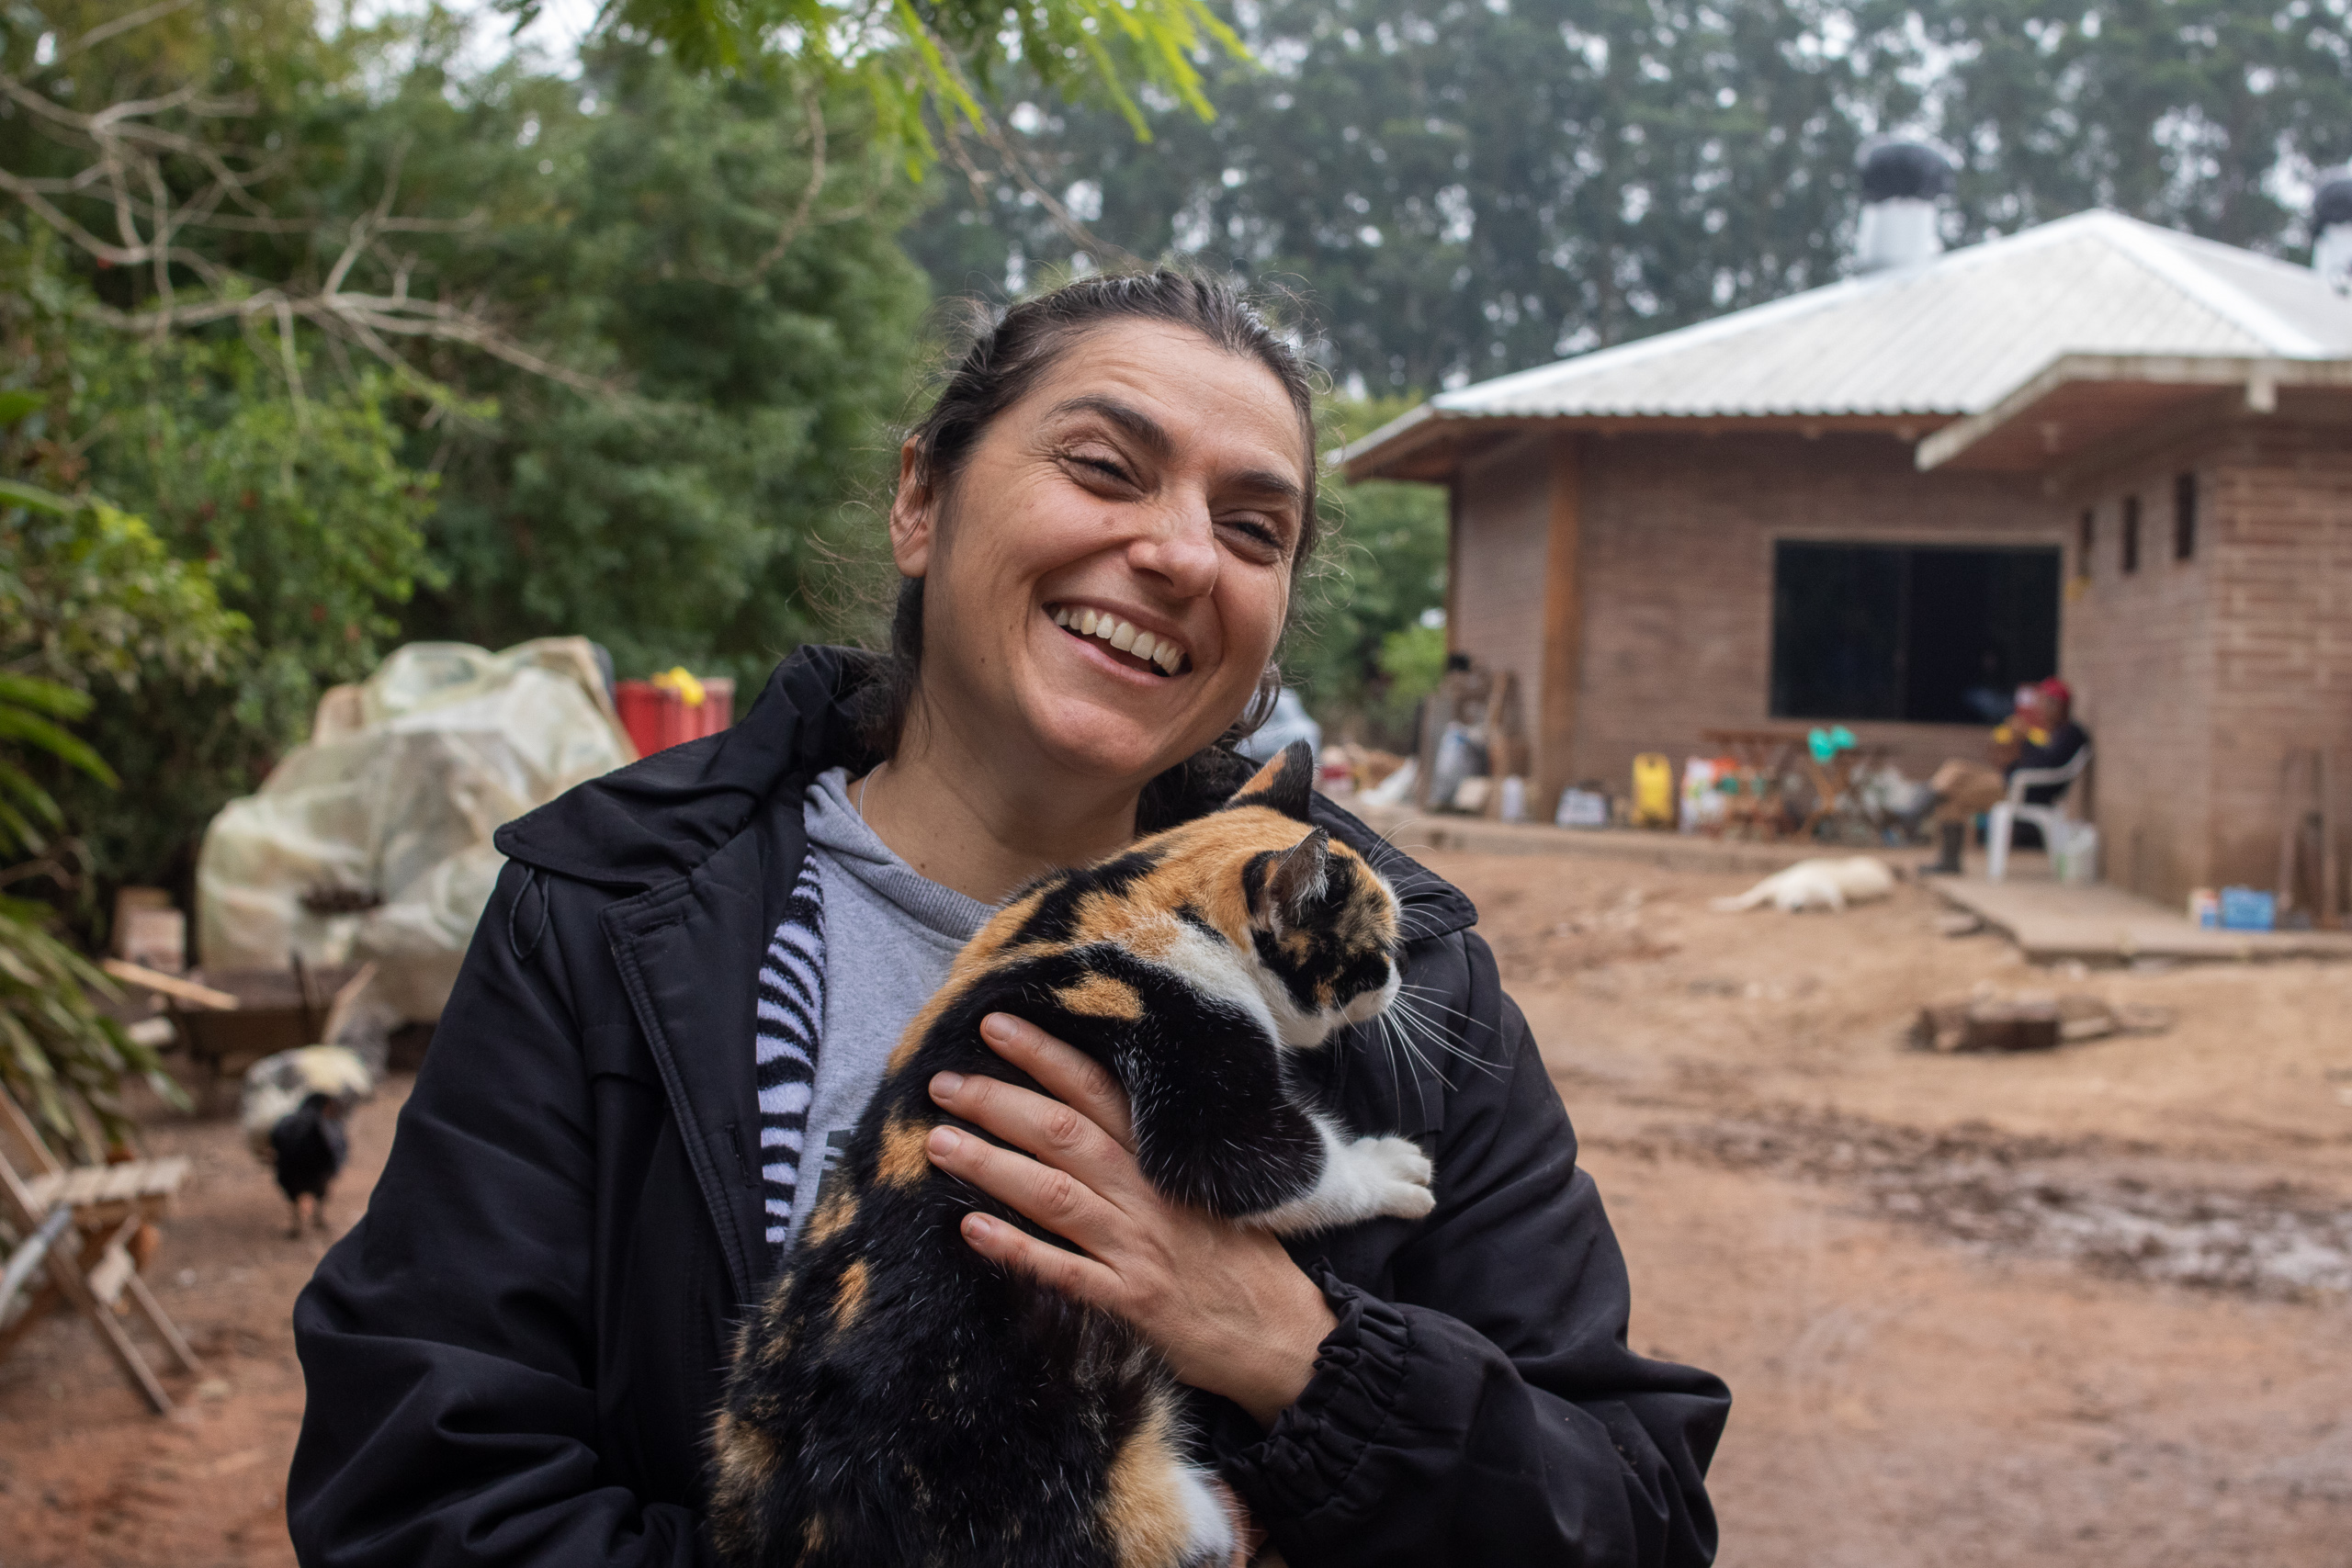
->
<box><xmin>197</xmin><ymin>638</ymin><xmax>634</xmax><ymax>1022</ymax></box>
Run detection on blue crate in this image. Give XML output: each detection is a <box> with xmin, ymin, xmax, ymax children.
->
<box><xmin>2217</xmin><ymin>886</ymin><xmax>2276</xmax><ymax>932</ymax></box>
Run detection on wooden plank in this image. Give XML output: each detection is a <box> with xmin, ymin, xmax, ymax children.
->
<box><xmin>0</xmin><ymin>1084</ymin><xmax>62</xmax><ymax>1180</ymax></box>
<box><xmin>87</xmin><ymin>1242</ymin><xmax>132</xmax><ymax>1307</ymax></box>
<box><xmin>2323</xmin><ymin>749</ymin><xmax>2342</xmax><ymax>931</ymax></box>
<box><xmin>101</xmin><ymin>960</ymin><xmax>239</xmax><ymax>1010</ymax></box>
<box><xmin>1534</xmin><ymin>436</ymin><xmax>1586</xmax><ymax>814</ymax></box>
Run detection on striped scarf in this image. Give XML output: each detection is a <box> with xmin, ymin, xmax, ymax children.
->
<box><xmin>754</xmin><ymin>851</ymin><xmax>824</xmax><ymax>1258</ymax></box>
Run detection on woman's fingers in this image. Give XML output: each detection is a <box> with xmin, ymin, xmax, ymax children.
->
<box><xmin>924</xmin><ymin>1118</ymin><xmax>1134</xmax><ymax>1253</ymax></box>
<box><xmin>978</xmin><ymin>1012</ymin><xmax>1136</xmax><ymax>1149</ymax></box>
<box><xmin>956</xmin><ymin>1210</ymin><xmax>1120</xmax><ymax>1306</ymax></box>
<box><xmin>928</xmin><ymin>1062</ymin><xmax>1140</xmax><ymax>1198</ymax></box>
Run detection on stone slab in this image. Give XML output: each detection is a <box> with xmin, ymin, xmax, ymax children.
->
<box><xmin>1929</xmin><ymin>875</ymin><xmax>2352</xmax><ymax>965</ymax></box>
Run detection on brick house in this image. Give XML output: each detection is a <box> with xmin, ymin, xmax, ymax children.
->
<box><xmin>1342</xmin><ymin>204</ymin><xmax>2352</xmax><ymax>908</ymax></box>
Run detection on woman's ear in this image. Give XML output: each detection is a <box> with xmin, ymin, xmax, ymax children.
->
<box><xmin>888</xmin><ymin>435</ymin><xmax>935</xmax><ymax>578</ymax></box>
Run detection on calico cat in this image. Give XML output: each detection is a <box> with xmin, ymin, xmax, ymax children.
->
<box><xmin>709</xmin><ymin>740</ymin><xmax>1434</xmax><ymax>1568</ymax></box>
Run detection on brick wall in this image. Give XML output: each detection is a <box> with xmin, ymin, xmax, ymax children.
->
<box><xmin>1442</xmin><ymin>412</ymin><xmax>2348</xmax><ymax>905</ymax></box>
<box><xmin>1450</xmin><ymin>437</ymin><xmax>1556</xmax><ymax>751</ymax></box>
<box><xmin>2063</xmin><ymin>411</ymin><xmax>2352</xmax><ymax>908</ymax></box>
<box><xmin>2205</xmin><ymin>416</ymin><xmax>2352</xmax><ymax>901</ymax></box>
<box><xmin>1565</xmin><ymin>432</ymin><xmax>2063</xmax><ymax>799</ymax></box>
<box><xmin>2061</xmin><ymin>440</ymin><xmax>2222</xmax><ymax>903</ymax></box>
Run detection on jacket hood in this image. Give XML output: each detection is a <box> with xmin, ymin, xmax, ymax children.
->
<box><xmin>493</xmin><ymin>645</ymin><xmax>1477</xmax><ymax>940</ymax></box>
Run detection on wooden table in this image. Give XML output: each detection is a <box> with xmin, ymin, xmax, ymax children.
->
<box><xmin>1696</xmin><ymin>729</ymin><xmax>1812</xmax><ymax>839</ymax></box>
<box><xmin>1797</xmin><ymin>742</ymin><xmax>1895</xmax><ymax>841</ymax></box>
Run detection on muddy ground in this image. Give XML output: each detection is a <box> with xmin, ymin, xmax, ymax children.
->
<box><xmin>4</xmin><ymin>849</ymin><xmax>2348</xmax><ymax>1566</ymax></box>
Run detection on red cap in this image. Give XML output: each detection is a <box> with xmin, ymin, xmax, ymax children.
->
<box><xmin>2037</xmin><ymin>677</ymin><xmax>2072</xmax><ymax>705</ymax></box>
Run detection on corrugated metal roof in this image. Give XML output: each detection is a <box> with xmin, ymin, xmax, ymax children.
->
<box><xmin>1350</xmin><ymin>211</ymin><xmax>2352</xmax><ymax>458</ymax></box>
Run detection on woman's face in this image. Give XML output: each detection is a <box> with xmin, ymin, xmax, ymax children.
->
<box><xmin>890</xmin><ymin>320</ymin><xmax>1309</xmax><ymax>788</ymax></box>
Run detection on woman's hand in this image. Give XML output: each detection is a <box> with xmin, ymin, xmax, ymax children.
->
<box><xmin>923</xmin><ymin>1011</ymin><xmax>1337</xmax><ymax>1431</ymax></box>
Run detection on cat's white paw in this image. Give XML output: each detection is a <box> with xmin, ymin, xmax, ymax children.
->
<box><xmin>1351</xmin><ymin>1134</ymin><xmax>1436</xmax><ymax>1220</ymax></box>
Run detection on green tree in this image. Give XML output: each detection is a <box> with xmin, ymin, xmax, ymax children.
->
<box><xmin>368</xmin><ymin>38</ymin><xmax>933</xmax><ymax>684</ymax></box>
<box><xmin>541</xmin><ymin>0</ymin><xmax>1244</xmax><ymax>153</ymax></box>
<box><xmin>904</xmin><ymin>0</ymin><xmax>2352</xmax><ymax>390</ymax></box>
<box><xmin>1284</xmin><ymin>396</ymin><xmax>1447</xmax><ymax>746</ymax></box>
<box><xmin>0</xmin><ymin>473</ymin><xmax>223</xmax><ymax>1156</ymax></box>
<box><xmin>57</xmin><ymin>340</ymin><xmax>437</xmax><ymax>884</ymax></box>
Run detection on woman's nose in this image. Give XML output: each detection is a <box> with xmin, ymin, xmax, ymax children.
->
<box><xmin>1125</xmin><ymin>502</ymin><xmax>1220</xmax><ymax>599</ymax></box>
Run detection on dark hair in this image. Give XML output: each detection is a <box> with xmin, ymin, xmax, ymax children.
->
<box><xmin>867</xmin><ymin>267</ymin><xmax>1322</xmax><ymax>823</ymax></box>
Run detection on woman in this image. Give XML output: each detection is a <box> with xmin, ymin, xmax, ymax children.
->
<box><xmin>288</xmin><ymin>270</ymin><xmax>1729</xmax><ymax>1566</ymax></box>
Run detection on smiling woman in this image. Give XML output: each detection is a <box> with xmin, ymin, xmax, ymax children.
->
<box><xmin>287</xmin><ymin>269</ymin><xmax>1729</xmax><ymax>1568</ymax></box>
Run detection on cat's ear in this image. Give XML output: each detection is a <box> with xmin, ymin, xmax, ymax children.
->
<box><xmin>1229</xmin><ymin>739</ymin><xmax>1317</xmax><ymax>822</ymax></box>
<box><xmin>1254</xmin><ymin>827</ymin><xmax>1331</xmax><ymax>931</ymax></box>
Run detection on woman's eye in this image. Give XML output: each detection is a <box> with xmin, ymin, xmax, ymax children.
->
<box><xmin>1220</xmin><ymin>518</ymin><xmax>1284</xmax><ymax>558</ymax></box>
<box><xmin>1067</xmin><ymin>453</ymin><xmax>1132</xmax><ymax>486</ymax></box>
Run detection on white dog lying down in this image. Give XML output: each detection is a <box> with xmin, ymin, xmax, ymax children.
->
<box><xmin>1712</xmin><ymin>856</ymin><xmax>1897</xmax><ymax>913</ymax></box>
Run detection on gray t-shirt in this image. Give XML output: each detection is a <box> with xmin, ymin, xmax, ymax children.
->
<box><xmin>784</xmin><ymin>767</ymin><xmax>991</xmax><ymax>1251</ymax></box>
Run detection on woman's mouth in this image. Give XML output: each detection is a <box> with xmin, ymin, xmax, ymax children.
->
<box><xmin>1046</xmin><ymin>604</ymin><xmax>1189</xmax><ymax>677</ymax></box>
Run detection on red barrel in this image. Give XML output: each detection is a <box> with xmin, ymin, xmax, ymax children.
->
<box><xmin>616</xmin><ymin>672</ymin><xmax>735</xmax><ymax>758</ymax></box>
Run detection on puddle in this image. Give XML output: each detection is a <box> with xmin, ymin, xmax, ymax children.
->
<box><xmin>1637</xmin><ymin>1111</ymin><xmax>2352</xmax><ymax>1297</ymax></box>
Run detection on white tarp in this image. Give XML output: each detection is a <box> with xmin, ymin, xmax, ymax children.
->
<box><xmin>196</xmin><ymin>638</ymin><xmax>635</xmax><ymax>1021</ymax></box>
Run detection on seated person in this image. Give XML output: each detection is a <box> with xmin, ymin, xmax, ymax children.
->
<box><xmin>1914</xmin><ymin>679</ymin><xmax>2090</xmax><ymax>869</ymax></box>
<box><xmin>2002</xmin><ymin>679</ymin><xmax>2090</xmax><ymax>804</ymax></box>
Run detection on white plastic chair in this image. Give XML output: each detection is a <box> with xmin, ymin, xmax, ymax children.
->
<box><xmin>1986</xmin><ymin>744</ymin><xmax>2094</xmax><ymax>882</ymax></box>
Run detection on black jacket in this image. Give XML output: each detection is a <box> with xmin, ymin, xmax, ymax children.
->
<box><xmin>288</xmin><ymin>647</ymin><xmax>1729</xmax><ymax>1567</ymax></box>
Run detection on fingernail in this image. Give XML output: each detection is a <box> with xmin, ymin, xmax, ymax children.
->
<box><xmin>962</xmin><ymin>1213</ymin><xmax>993</xmax><ymax>1240</ymax></box>
<box><xmin>931</xmin><ymin>1071</ymin><xmax>965</xmax><ymax>1099</ymax></box>
<box><xmin>981</xmin><ymin>1013</ymin><xmax>1019</xmax><ymax>1044</ymax></box>
<box><xmin>928</xmin><ymin>1125</ymin><xmax>962</xmax><ymax>1156</ymax></box>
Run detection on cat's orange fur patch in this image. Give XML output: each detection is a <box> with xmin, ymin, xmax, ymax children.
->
<box><xmin>805</xmin><ymin>1189</ymin><xmax>857</xmax><ymax>1247</ymax></box>
<box><xmin>757</xmin><ymin>1310</ymin><xmax>798</xmax><ymax>1368</ymax></box>
<box><xmin>1100</xmin><ymin>1390</ymin><xmax>1199</xmax><ymax>1568</ymax></box>
<box><xmin>712</xmin><ymin>1409</ymin><xmax>780</xmax><ymax>1490</ymax></box>
<box><xmin>831</xmin><ymin>1258</ymin><xmax>870</xmax><ymax>1330</ymax></box>
<box><xmin>877</xmin><ymin>1112</ymin><xmax>932</xmax><ymax>1187</ymax></box>
<box><xmin>1055</xmin><ymin>973</ymin><xmax>1144</xmax><ymax>1021</ymax></box>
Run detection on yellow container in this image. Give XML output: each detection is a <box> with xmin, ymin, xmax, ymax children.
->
<box><xmin>1632</xmin><ymin>753</ymin><xmax>1674</xmax><ymax>829</ymax></box>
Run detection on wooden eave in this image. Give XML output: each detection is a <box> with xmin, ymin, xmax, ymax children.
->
<box><xmin>1340</xmin><ymin>411</ymin><xmax>1962</xmax><ymax>484</ymax></box>
<box><xmin>1917</xmin><ymin>354</ymin><xmax>2352</xmax><ymax>473</ymax></box>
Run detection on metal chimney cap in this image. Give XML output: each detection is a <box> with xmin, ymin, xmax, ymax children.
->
<box><xmin>2314</xmin><ymin>171</ymin><xmax>2352</xmax><ymax>231</ymax></box>
<box><xmin>1859</xmin><ymin>140</ymin><xmax>1955</xmax><ymax>204</ymax></box>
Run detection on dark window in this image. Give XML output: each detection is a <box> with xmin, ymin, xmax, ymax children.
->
<box><xmin>2122</xmin><ymin>496</ymin><xmax>2141</xmax><ymax>573</ymax></box>
<box><xmin>2077</xmin><ymin>508</ymin><xmax>2095</xmax><ymax>580</ymax></box>
<box><xmin>2174</xmin><ymin>472</ymin><xmax>2197</xmax><ymax>560</ymax></box>
<box><xmin>1770</xmin><ymin>542</ymin><xmax>2063</xmax><ymax>723</ymax></box>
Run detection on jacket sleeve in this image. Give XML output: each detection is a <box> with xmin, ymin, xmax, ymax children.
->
<box><xmin>287</xmin><ymin>864</ymin><xmax>718</xmax><ymax>1568</ymax></box>
<box><xmin>1220</xmin><ymin>932</ymin><xmax>1730</xmax><ymax>1567</ymax></box>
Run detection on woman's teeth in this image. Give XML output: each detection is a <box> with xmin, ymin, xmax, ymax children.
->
<box><xmin>1050</xmin><ymin>606</ymin><xmax>1185</xmax><ymax>674</ymax></box>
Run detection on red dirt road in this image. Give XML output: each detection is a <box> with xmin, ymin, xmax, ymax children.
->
<box><xmin>4</xmin><ymin>847</ymin><xmax>2348</xmax><ymax>1565</ymax></box>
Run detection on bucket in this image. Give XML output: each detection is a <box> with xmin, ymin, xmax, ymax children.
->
<box><xmin>1631</xmin><ymin>753</ymin><xmax>1674</xmax><ymax>828</ymax></box>
<box><xmin>616</xmin><ymin>669</ymin><xmax>735</xmax><ymax>758</ymax></box>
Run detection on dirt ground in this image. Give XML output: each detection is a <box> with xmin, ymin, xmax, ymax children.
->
<box><xmin>4</xmin><ymin>848</ymin><xmax>2349</xmax><ymax>1566</ymax></box>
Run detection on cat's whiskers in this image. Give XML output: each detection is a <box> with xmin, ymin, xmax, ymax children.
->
<box><xmin>1395</xmin><ymin>985</ymin><xmax>1502</xmax><ymax>1039</ymax></box>
<box><xmin>1386</xmin><ymin>994</ymin><xmax>1503</xmax><ymax>1077</ymax></box>
<box><xmin>1374</xmin><ymin>1010</ymin><xmax>1448</xmax><ymax>1090</ymax></box>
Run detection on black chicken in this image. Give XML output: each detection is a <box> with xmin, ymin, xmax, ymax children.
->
<box><xmin>269</xmin><ymin>1091</ymin><xmax>349</xmax><ymax>1237</ymax></box>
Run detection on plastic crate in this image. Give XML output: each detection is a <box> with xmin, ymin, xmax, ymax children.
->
<box><xmin>2217</xmin><ymin>886</ymin><xmax>2276</xmax><ymax>932</ymax></box>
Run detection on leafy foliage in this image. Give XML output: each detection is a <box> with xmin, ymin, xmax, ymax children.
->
<box><xmin>545</xmin><ymin>0</ymin><xmax>1245</xmax><ymax>152</ymax></box>
<box><xmin>47</xmin><ymin>338</ymin><xmax>437</xmax><ymax>885</ymax></box>
<box><xmin>0</xmin><ymin>479</ymin><xmax>194</xmax><ymax>1159</ymax></box>
<box><xmin>905</xmin><ymin>0</ymin><xmax>2352</xmax><ymax>389</ymax></box>
<box><xmin>378</xmin><ymin>39</ymin><xmax>933</xmax><ymax>686</ymax></box>
<box><xmin>1283</xmin><ymin>397</ymin><xmax>1446</xmax><ymax>746</ymax></box>
<box><xmin>3</xmin><ymin>8</ymin><xmax>930</xmax><ymax>887</ymax></box>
